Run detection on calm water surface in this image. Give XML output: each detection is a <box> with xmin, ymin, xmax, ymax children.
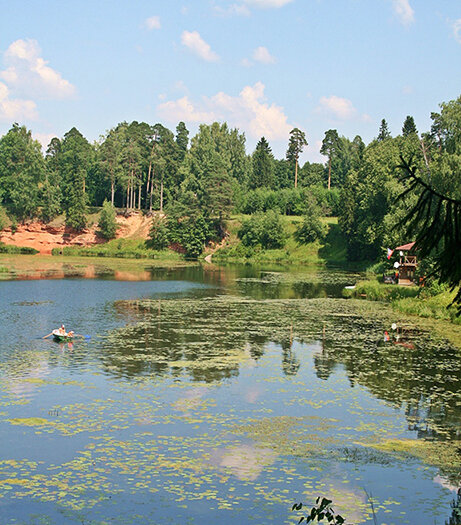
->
<box><xmin>0</xmin><ymin>262</ymin><xmax>460</xmax><ymax>524</ymax></box>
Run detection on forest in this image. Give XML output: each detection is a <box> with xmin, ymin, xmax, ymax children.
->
<box><xmin>0</xmin><ymin>95</ymin><xmax>460</xmax><ymax>268</ymax></box>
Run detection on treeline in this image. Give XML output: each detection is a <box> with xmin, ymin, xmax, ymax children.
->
<box><xmin>0</xmin><ymin>95</ymin><xmax>460</xmax><ymax>262</ymax></box>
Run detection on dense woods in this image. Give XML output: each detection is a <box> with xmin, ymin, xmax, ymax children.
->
<box><xmin>0</xmin><ymin>95</ymin><xmax>460</xmax><ymax>269</ymax></box>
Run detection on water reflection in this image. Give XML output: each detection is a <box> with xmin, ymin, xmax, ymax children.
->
<box><xmin>105</xmin><ymin>295</ymin><xmax>461</xmax><ymax>446</ymax></box>
<box><xmin>0</xmin><ymin>264</ymin><xmax>460</xmax><ymax>524</ymax></box>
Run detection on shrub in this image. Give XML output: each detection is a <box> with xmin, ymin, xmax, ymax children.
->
<box><xmin>167</xmin><ymin>213</ymin><xmax>214</xmax><ymax>259</ymax></box>
<box><xmin>98</xmin><ymin>200</ymin><xmax>118</xmax><ymax>239</ymax></box>
<box><xmin>294</xmin><ymin>214</ymin><xmax>328</xmax><ymax>244</ymax></box>
<box><xmin>147</xmin><ymin>215</ymin><xmax>170</xmax><ymax>250</ymax></box>
<box><xmin>238</xmin><ymin>211</ymin><xmax>286</xmax><ymax>249</ymax></box>
<box><xmin>0</xmin><ymin>242</ymin><xmax>38</xmax><ymax>254</ymax></box>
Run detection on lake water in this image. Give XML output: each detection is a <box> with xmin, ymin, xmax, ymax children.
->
<box><xmin>0</xmin><ymin>261</ymin><xmax>460</xmax><ymax>524</ymax></box>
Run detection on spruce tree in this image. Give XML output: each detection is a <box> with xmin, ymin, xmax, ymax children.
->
<box><xmin>377</xmin><ymin>119</ymin><xmax>391</xmax><ymax>141</ymax></box>
<box><xmin>402</xmin><ymin>115</ymin><xmax>418</xmax><ymax>137</ymax></box>
<box><xmin>251</xmin><ymin>137</ymin><xmax>275</xmax><ymax>189</ymax></box>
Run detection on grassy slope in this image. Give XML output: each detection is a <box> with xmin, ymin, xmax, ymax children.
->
<box><xmin>344</xmin><ymin>279</ymin><xmax>461</xmax><ymax>326</ymax></box>
<box><xmin>213</xmin><ymin>215</ymin><xmax>347</xmax><ymax>266</ymax></box>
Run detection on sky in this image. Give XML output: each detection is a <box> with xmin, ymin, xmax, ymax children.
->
<box><xmin>0</xmin><ymin>0</ymin><xmax>460</xmax><ymax>162</ymax></box>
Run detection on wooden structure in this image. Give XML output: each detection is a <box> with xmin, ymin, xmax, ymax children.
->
<box><xmin>395</xmin><ymin>242</ymin><xmax>417</xmax><ymax>286</ymax></box>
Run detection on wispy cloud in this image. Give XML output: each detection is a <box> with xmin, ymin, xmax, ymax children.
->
<box><xmin>213</xmin><ymin>3</ymin><xmax>251</xmax><ymax>17</ymax></box>
<box><xmin>453</xmin><ymin>18</ymin><xmax>461</xmax><ymax>43</ymax></box>
<box><xmin>317</xmin><ymin>95</ymin><xmax>357</xmax><ymax>120</ymax></box>
<box><xmin>181</xmin><ymin>31</ymin><xmax>220</xmax><ymax>62</ymax></box>
<box><xmin>1</xmin><ymin>39</ymin><xmax>75</xmax><ymax>99</ymax></box>
<box><xmin>391</xmin><ymin>0</ymin><xmax>414</xmax><ymax>26</ymax></box>
<box><xmin>157</xmin><ymin>82</ymin><xmax>292</xmax><ymax>141</ymax></box>
<box><xmin>244</xmin><ymin>0</ymin><xmax>293</xmax><ymax>8</ymax></box>
<box><xmin>0</xmin><ymin>81</ymin><xmax>37</xmax><ymax>121</ymax></box>
<box><xmin>252</xmin><ymin>46</ymin><xmax>276</xmax><ymax>64</ymax></box>
<box><xmin>143</xmin><ymin>16</ymin><xmax>161</xmax><ymax>30</ymax></box>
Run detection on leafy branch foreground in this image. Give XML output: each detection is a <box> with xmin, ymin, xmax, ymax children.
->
<box><xmin>293</xmin><ymin>498</ymin><xmax>345</xmax><ymax>524</ymax></box>
<box><xmin>293</xmin><ymin>490</ymin><xmax>461</xmax><ymax>525</ymax></box>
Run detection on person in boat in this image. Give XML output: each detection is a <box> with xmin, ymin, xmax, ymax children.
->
<box><xmin>67</xmin><ymin>331</ymin><xmax>74</xmax><ymax>338</ymax></box>
<box><xmin>59</xmin><ymin>324</ymin><xmax>66</xmax><ymax>335</ymax></box>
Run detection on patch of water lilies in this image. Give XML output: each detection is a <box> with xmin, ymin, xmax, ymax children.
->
<box><xmin>0</xmin><ymin>293</ymin><xmax>460</xmax><ymax>523</ymax></box>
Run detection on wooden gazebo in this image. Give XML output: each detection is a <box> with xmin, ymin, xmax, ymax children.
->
<box><xmin>395</xmin><ymin>242</ymin><xmax>417</xmax><ymax>286</ymax></box>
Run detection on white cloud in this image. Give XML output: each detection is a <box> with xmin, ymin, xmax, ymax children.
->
<box><xmin>157</xmin><ymin>96</ymin><xmax>217</xmax><ymax>123</ymax></box>
<box><xmin>244</xmin><ymin>0</ymin><xmax>293</xmax><ymax>8</ymax></box>
<box><xmin>0</xmin><ymin>81</ymin><xmax>37</xmax><ymax>121</ymax></box>
<box><xmin>1</xmin><ymin>39</ymin><xmax>75</xmax><ymax>99</ymax></box>
<box><xmin>144</xmin><ymin>16</ymin><xmax>161</xmax><ymax>30</ymax></box>
<box><xmin>453</xmin><ymin>19</ymin><xmax>461</xmax><ymax>43</ymax></box>
<box><xmin>213</xmin><ymin>3</ymin><xmax>251</xmax><ymax>16</ymax></box>
<box><xmin>252</xmin><ymin>46</ymin><xmax>276</xmax><ymax>64</ymax></box>
<box><xmin>33</xmin><ymin>132</ymin><xmax>56</xmax><ymax>150</ymax></box>
<box><xmin>157</xmin><ymin>81</ymin><xmax>292</xmax><ymax>141</ymax></box>
<box><xmin>391</xmin><ymin>0</ymin><xmax>414</xmax><ymax>26</ymax></box>
<box><xmin>241</xmin><ymin>58</ymin><xmax>252</xmax><ymax>67</ymax></box>
<box><xmin>181</xmin><ymin>31</ymin><xmax>220</xmax><ymax>62</ymax></box>
<box><xmin>317</xmin><ymin>95</ymin><xmax>357</xmax><ymax>120</ymax></box>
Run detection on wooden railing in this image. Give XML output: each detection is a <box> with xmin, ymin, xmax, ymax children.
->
<box><xmin>403</xmin><ymin>255</ymin><xmax>417</xmax><ymax>265</ymax></box>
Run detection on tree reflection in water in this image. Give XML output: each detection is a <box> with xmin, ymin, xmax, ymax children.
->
<box><xmin>105</xmin><ymin>295</ymin><xmax>461</xmax><ymax>444</ymax></box>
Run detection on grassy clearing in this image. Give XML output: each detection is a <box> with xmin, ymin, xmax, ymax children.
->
<box><xmin>344</xmin><ymin>279</ymin><xmax>461</xmax><ymax>325</ymax></box>
<box><xmin>214</xmin><ymin>215</ymin><xmax>347</xmax><ymax>266</ymax></box>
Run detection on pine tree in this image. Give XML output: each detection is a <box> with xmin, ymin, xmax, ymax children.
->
<box><xmin>320</xmin><ymin>129</ymin><xmax>341</xmax><ymax>190</ymax></box>
<box><xmin>286</xmin><ymin>128</ymin><xmax>308</xmax><ymax>188</ymax></box>
<box><xmin>377</xmin><ymin>119</ymin><xmax>391</xmax><ymax>141</ymax></box>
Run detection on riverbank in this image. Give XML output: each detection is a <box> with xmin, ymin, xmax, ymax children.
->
<box><xmin>344</xmin><ymin>279</ymin><xmax>461</xmax><ymax>326</ymax></box>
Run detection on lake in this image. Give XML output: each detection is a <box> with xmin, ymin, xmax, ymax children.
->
<box><xmin>0</xmin><ymin>259</ymin><xmax>460</xmax><ymax>524</ymax></box>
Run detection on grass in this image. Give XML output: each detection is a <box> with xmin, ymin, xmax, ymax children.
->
<box><xmin>214</xmin><ymin>215</ymin><xmax>348</xmax><ymax>266</ymax></box>
<box><xmin>0</xmin><ymin>242</ymin><xmax>38</xmax><ymax>255</ymax></box>
<box><xmin>344</xmin><ymin>278</ymin><xmax>461</xmax><ymax>325</ymax></box>
<box><xmin>51</xmin><ymin>238</ymin><xmax>182</xmax><ymax>261</ymax></box>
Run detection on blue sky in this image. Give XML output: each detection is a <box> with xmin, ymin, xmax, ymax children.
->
<box><xmin>0</xmin><ymin>0</ymin><xmax>460</xmax><ymax>162</ymax></box>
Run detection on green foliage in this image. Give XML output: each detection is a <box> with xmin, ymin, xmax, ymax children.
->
<box><xmin>292</xmin><ymin>498</ymin><xmax>345</xmax><ymax>524</ymax></box>
<box><xmin>0</xmin><ymin>242</ymin><xmax>38</xmax><ymax>254</ymax></box>
<box><xmin>98</xmin><ymin>200</ymin><xmax>118</xmax><ymax>239</ymax></box>
<box><xmin>0</xmin><ymin>206</ymin><xmax>9</xmax><ymax>230</ymax></box>
<box><xmin>147</xmin><ymin>215</ymin><xmax>170</xmax><ymax>250</ymax></box>
<box><xmin>167</xmin><ymin>213</ymin><xmax>213</xmax><ymax>259</ymax></box>
<box><xmin>251</xmin><ymin>137</ymin><xmax>275</xmax><ymax>189</ymax></box>
<box><xmin>397</xmin><ymin>96</ymin><xmax>461</xmax><ymax>311</ymax></box>
<box><xmin>320</xmin><ymin>129</ymin><xmax>341</xmax><ymax>189</ymax></box>
<box><xmin>0</xmin><ymin>124</ymin><xmax>45</xmax><ymax>221</ymax></box>
<box><xmin>402</xmin><ymin>115</ymin><xmax>418</xmax><ymax>137</ymax></box>
<box><xmin>343</xmin><ymin>278</ymin><xmax>460</xmax><ymax>323</ymax></box>
<box><xmin>238</xmin><ymin>211</ymin><xmax>286</xmax><ymax>249</ymax></box>
<box><xmin>294</xmin><ymin>210</ymin><xmax>328</xmax><ymax>245</ymax></box>
<box><xmin>377</xmin><ymin>118</ymin><xmax>391</xmax><ymax>141</ymax></box>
